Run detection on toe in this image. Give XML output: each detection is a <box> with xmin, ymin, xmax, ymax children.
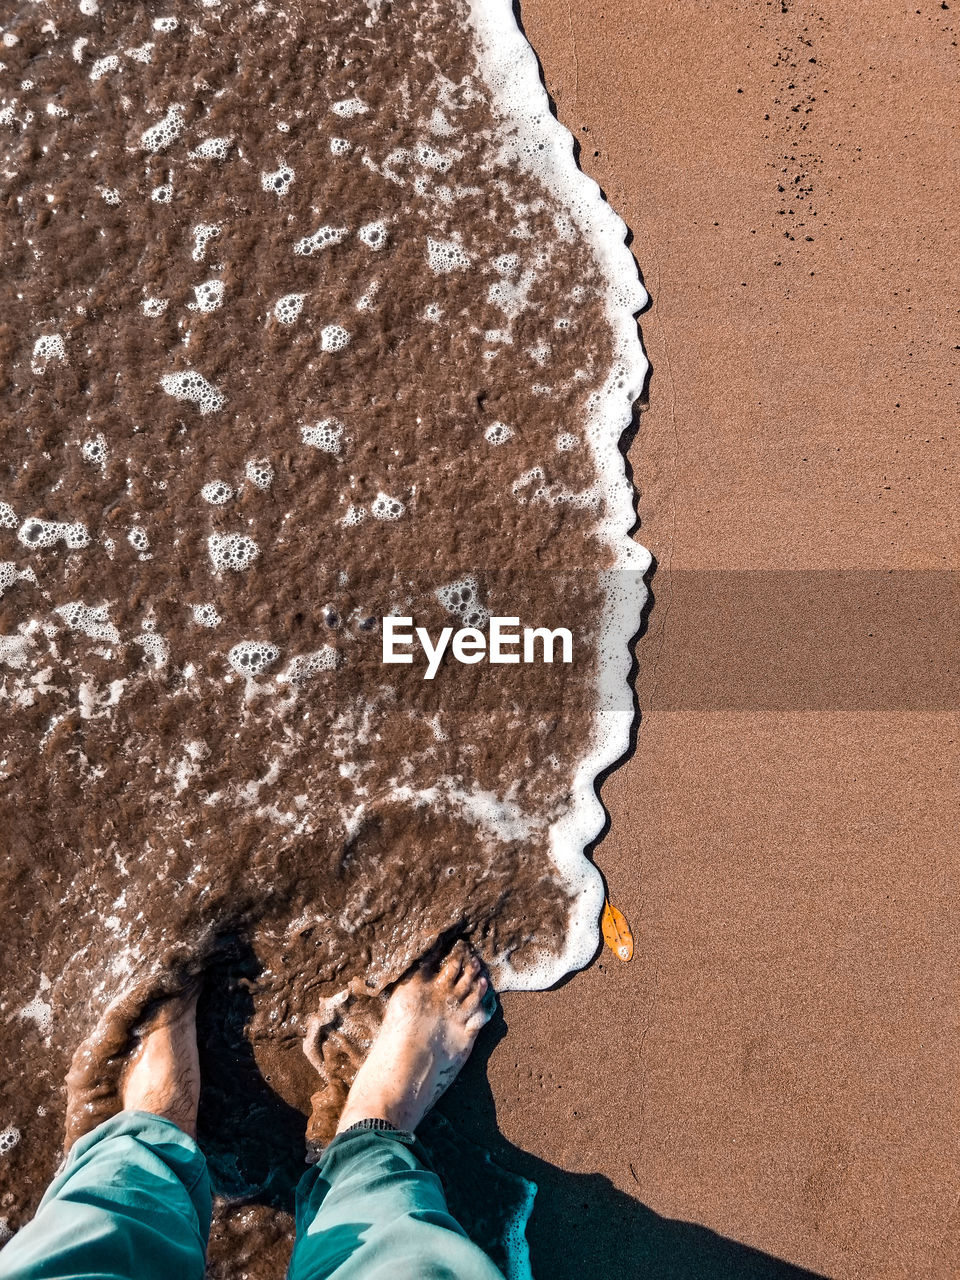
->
<box><xmin>460</xmin><ymin>974</ymin><xmax>488</xmax><ymax>1016</ymax></box>
<box><xmin>437</xmin><ymin>939</ymin><xmax>470</xmax><ymax>991</ymax></box>
<box><xmin>465</xmin><ymin>1003</ymin><xmax>493</xmax><ymax>1036</ymax></box>
<box><xmin>453</xmin><ymin>954</ymin><xmax>482</xmax><ymax>998</ymax></box>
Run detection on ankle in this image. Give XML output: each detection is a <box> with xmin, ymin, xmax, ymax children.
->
<box><xmin>337</xmin><ymin>1090</ymin><xmax>408</xmax><ymax>1135</ymax></box>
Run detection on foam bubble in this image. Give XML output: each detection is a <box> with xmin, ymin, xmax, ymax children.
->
<box><xmin>294</xmin><ymin>225</ymin><xmax>347</xmax><ymax>256</ymax></box>
<box><xmin>245</xmin><ymin>458</ymin><xmax>274</xmax><ymax>489</ymax></box>
<box><xmin>429</xmin><ymin>106</ymin><xmax>455</xmax><ymax>136</ymax></box>
<box><xmin>0</xmin><ymin>503</ymin><xmax>16</xmax><ymax>528</ymax></box>
<box><xmin>280</xmin><ymin>646</ymin><xmax>338</xmax><ymax>683</ymax></box>
<box><xmin>301</xmin><ymin>419</ymin><xmax>343</xmax><ymax>453</ymax></box>
<box><xmin>371</xmin><ymin>491</ymin><xmax>404</xmax><ymax>520</ymax></box>
<box><xmin>190</xmin><ymin>136</ymin><xmax>232</xmax><ymax>161</ymax></box>
<box><xmin>127</xmin><ymin>526</ymin><xmax>149</xmax><ymax>552</ymax></box>
<box><xmin>274</xmin><ymin>293</ymin><xmax>305</xmax><ymax>325</ymax></box>
<box><xmin>0</xmin><ymin>634</ymin><xmax>34</xmax><ymax>668</ymax></box>
<box><xmin>135</xmin><ymin>632</ymin><xmax>168</xmax><ymax>667</ymax></box>
<box><xmin>355</xmin><ymin>281</ymin><xmax>381</xmax><ymax>311</ymax></box>
<box><xmin>487</xmin><ymin>270</ymin><xmax>536</xmax><ymax>315</ymax></box>
<box><xmin>192</xmin><ymin>603</ymin><xmax>221</xmax><ymax>627</ymax></box>
<box><xmin>151</xmin><ymin>183</ymin><xmax>173</xmax><ymax>203</ymax></box>
<box><xmin>556</xmin><ymin>432</ymin><xmax>578</xmax><ymax>452</ymax></box>
<box><xmin>140</xmin><ymin>104</ymin><xmax>184</xmax><ymax>152</ymax></box>
<box><xmin>261</xmin><ymin>163</ymin><xmax>294</xmax><ymax>196</ymax></box>
<box><xmin>512</xmin><ymin>466</ymin><xmax>545</xmax><ymax>500</ymax></box>
<box><xmin>89</xmin><ymin>55</ymin><xmax>118</xmax><ymax>81</ymax></box>
<box><xmin>189</xmin><ymin>280</ymin><xmax>224</xmax><ymax>313</ymax></box>
<box><xmin>125</xmin><ymin>42</ymin><xmax>154</xmax><ymax>64</ymax></box>
<box><xmin>330</xmin><ymin>137</ymin><xmax>350</xmax><ymax>156</ymax></box>
<box><xmin>331</xmin><ymin>97</ymin><xmax>367</xmax><ymax>117</ymax></box>
<box><xmin>484</xmin><ymin>421</ymin><xmax>513</xmax><ymax>445</ymax></box>
<box><xmin>341</xmin><ymin>504</ymin><xmax>365</xmax><ymax>526</ymax></box>
<box><xmin>152</xmin><ymin>15</ymin><xmax>178</xmax><ymax>31</ymax></box>
<box><xmin>55</xmin><ymin>601</ymin><xmax>120</xmax><ymax>644</ymax></box>
<box><xmin>208</xmin><ymin>533</ymin><xmax>258</xmax><ymax>572</ymax></box>
<box><xmin>19</xmin><ymin>987</ymin><xmax>53</xmax><ymax>1033</ymax></box>
<box><xmin>80</xmin><ymin>434</ymin><xmax>107</xmax><ymax>468</ymax></box>
<box><xmin>160</xmin><ymin>370</ymin><xmax>224</xmax><ymax>414</ymax></box>
<box><xmin>0</xmin><ymin>1128</ymin><xmax>20</xmax><ymax>1157</ymax></box>
<box><xmin>424</xmin><ymin>303</ymin><xmax>442</xmax><ymax>322</ymax></box>
<box><xmin>320</xmin><ymin>324</ymin><xmax>350</xmax><ymax>353</ymax></box>
<box><xmin>436</xmin><ymin>576</ymin><xmax>488</xmax><ymax>627</ymax></box>
<box><xmin>0</xmin><ymin>562</ymin><xmax>36</xmax><ymax>597</ymax></box>
<box><xmin>142</xmin><ymin>296</ymin><xmax>168</xmax><ymax>317</ymax></box>
<box><xmin>77</xmin><ymin>675</ymin><xmax>127</xmax><ymax>722</ymax></box>
<box><xmin>191</xmin><ymin>223</ymin><xmax>220</xmax><ymax>262</ymax></box>
<box><xmin>227</xmin><ymin>640</ymin><xmax>279</xmax><ymax>676</ymax></box>
<box><xmin>390</xmin><ymin>778</ymin><xmax>535</xmax><ymax>843</ymax></box>
<box><xmin>201</xmin><ymin>480</ymin><xmax>233</xmax><ymax>504</ymax></box>
<box><xmin>426</xmin><ymin>237</ymin><xmax>471</xmax><ymax>273</ymax></box>
<box><xmin>415</xmin><ymin>142</ymin><xmax>459</xmax><ymax>172</ymax></box>
<box><xmin>358</xmin><ymin>220</ymin><xmax>387</xmax><ymax>249</ymax></box>
<box><xmin>18</xmin><ymin>517</ymin><xmax>89</xmax><ymax>550</ymax></box>
<box><xmin>31</xmin><ymin>333</ymin><xmax>66</xmax><ymax>374</ymax></box>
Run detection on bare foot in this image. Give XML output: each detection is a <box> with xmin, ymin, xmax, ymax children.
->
<box><xmin>335</xmin><ymin>940</ymin><xmax>495</xmax><ymax>1135</ymax></box>
<box><xmin>120</xmin><ymin>989</ymin><xmax>202</xmax><ymax>1138</ymax></box>
<box><xmin>64</xmin><ymin>979</ymin><xmax>202</xmax><ymax>1152</ymax></box>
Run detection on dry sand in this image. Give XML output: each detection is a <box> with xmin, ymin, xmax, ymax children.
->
<box><xmin>441</xmin><ymin>3</ymin><xmax>960</xmax><ymax>1277</ymax></box>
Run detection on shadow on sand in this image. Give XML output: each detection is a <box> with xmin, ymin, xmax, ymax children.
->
<box><xmin>438</xmin><ymin>1007</ymin><xmax>830</xmax><ymax>1280</ymax></box>
<box><xmin>195</xmin><ymin>949</ymin><xmax>827</xmax><ymax>1280</ymax></box>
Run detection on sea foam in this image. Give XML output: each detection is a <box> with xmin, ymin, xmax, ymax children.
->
<box><xmin>0</xmin><ymin>4</ymin><xmax>649</xmax><ymax>1242</ymax></box>
<box><xmin>465</xmin><ymin>0</ymin><xmax>650</xmax><ymax>991</ymax></box>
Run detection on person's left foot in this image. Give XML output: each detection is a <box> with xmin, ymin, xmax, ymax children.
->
<box><xmin>334</xmin><ymin>939</ymin><xmax>494</xmax><ymax>1136</ymax></box>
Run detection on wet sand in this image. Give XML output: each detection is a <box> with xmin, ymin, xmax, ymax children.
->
<box><xmin>479</xmin><ymin>2</ymin><xmax>960</xmax><ymax>1277</ymax></box>
<box><xmin>2</xmin><ymin>2</ymin><xmax>957</xmax><ymax>1276</ymax></box>
<box><xmin>1</xmin><ymin>0</ymin><xmax>642</xmax><ymax>1260</ymax></box>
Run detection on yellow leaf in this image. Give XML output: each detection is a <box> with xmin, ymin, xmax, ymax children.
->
<box><xmin>601</xmin><ymin>899</ymin><xmax>634</xmax><ymax>962</ymax></box>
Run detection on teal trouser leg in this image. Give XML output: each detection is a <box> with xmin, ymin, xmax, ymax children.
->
<box><xmin>289</xmin><ymin>1127</ymin><xmax>505</xmax><ymax>1280</ymax></box>
<box><xmin>0</xmin><ymin>1111</ymin><xmax>211</xmax><ymax>1280</ymax></box>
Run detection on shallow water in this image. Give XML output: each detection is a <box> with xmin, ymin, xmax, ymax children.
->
<box><xmin>0</xmin><ymin>0</ymin><xmax>647</xmax><ymax>1266</ymax></box>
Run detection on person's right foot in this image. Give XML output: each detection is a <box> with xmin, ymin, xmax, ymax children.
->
<box><xmin>336</xmin><ymin>940</ymin><xmax>494</xmax><ymax>1135</ymax></box>
<box><xmin>64</xmin><ymin>982</ymin><xmax>201</xmax><ymax>1152</ymax></box>
<box><xmin>120</xmin><ymin>988</ymin><xmax>201</xmax><ymax>1137</ymax></box>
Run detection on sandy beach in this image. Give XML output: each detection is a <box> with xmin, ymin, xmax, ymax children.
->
<box><xmin>1</xmin><ymin>2</ymin><xmax>956</xmax><ymax>1277</ymax></box>
<box><xmin>460</xmin><ymin>2</ymin><xmax>960</xmax><ymax>1276</ymax></box>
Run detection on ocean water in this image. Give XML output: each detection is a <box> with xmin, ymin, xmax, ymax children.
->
<box><xmin>0</xmin><ymin>0</ymin><xmax>648</xmax><ymax>1269</ymax></box>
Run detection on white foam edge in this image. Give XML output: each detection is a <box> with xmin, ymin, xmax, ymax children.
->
<box><xmin>466</xmin><ymin>0</ymin><xmax>650</xmax><ymax>992</ymax></box>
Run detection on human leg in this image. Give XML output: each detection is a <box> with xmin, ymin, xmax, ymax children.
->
<box><xmin>289</xmin><ymin>1124</ymin><xmax>503</xmax><ymax>1280</ymax></box>
<box><xmin>289</xmin><ymin>941</ymin><xmax>504</xmax><ymax>1280</ymax></box>
<box><xmin>0</xmin><ymin>986</ymin><xmax>208</xmax><ymax>1280</ymax></box>
<box><xmin>0</xmin><ymin>1111</ymin><xmax>211</xmax><ymax>1280</ymax></box>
